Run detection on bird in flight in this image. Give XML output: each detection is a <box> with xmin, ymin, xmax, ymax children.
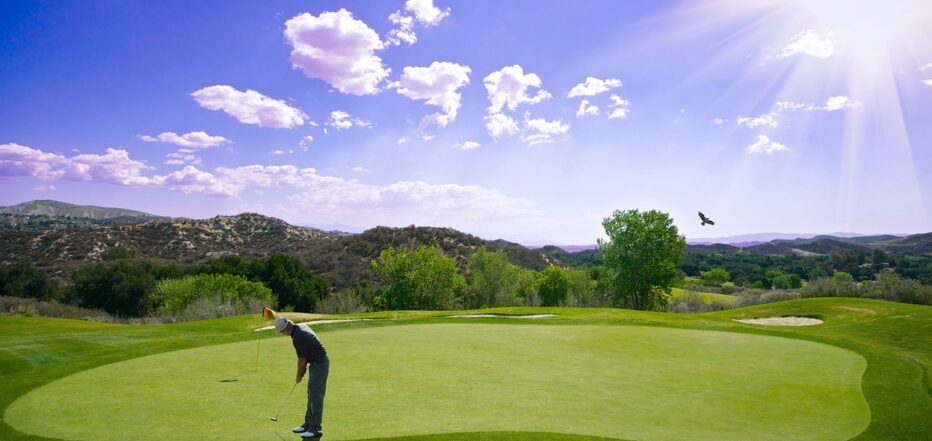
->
<box><xmin>698</xmin><ymin>211</ymin><xmax>715</xmax><ymax>226</ymax></box>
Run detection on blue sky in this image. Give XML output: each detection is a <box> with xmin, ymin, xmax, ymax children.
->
<box><xmin>1</xmin><ymin>0</ymin><xmax>931</xmax><ymax>244</ymax></box>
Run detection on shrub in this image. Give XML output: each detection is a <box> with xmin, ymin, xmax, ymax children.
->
<box><xmin>152</xmin><ymin>273</ymin><xmax>275</xmax><ymax>316</ymax></box>
<box><xmin>316</xmin><ymin>289</ymin><xmax>368</xmax><ymax>314</ymax></box>
<box><xmin>0</xmin><ymin>296</ymin><xmax>112</xmax><ymax>321</ymax></box>
<box><xmin>0</xmin><ymin>260</ymin><xmax>60</xmax><ymax>301</ymax></box>
<box><xmin>538</xmin><ymin>266</ymin><xmax>570</xmax><ymax>306</ymax></box>
<box><xmin>733</xmin><ymin>289</ymin><xmax>801</xmax><ymax>308</ymax></box>
<box><xmin>248</xmin><ymin>254</ymin><xmax>327</xmax><ymax>312</ymax></box>
<box><xmin>372</xmin><ymin>245</ymin><xmax>465</xmax><ymax>310</ymax></box>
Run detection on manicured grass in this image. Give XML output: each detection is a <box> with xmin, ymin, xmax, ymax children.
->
<box><xmin>1</xmin><ymin>298</ymin><xmax>929</xmax><ymax>441</ymax></box>
<box><xmin>6</xmin><ymin>323</ymin><xmax>868</xmax><ymax>441</ymax></box>
<box><xmin>670</xmin><ymin>287</ymin><xmax>736</xmax><ymax>305</ymax></box>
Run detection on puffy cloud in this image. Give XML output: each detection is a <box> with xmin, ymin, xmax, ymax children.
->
<box><xmin>397</xmin><ymin>137</ymin><xmax>409</xmax><ymax>145</ymax></box>
<box><xmin>352</xmin><ymin>166</ymin><xmax>370</xmax><ymax>173</ymax></box>
<box><xmin>387</xmin><ymin>0</ymin><xmax>450</xmax><ymax>46</ymax></box>
<box><xmin>394</xmin><ymin>61</ymin><xmax>471</xmax><ymax>127</ymax></box>
<box><xmin>567</xmin><ymin>77</ymin><xmax>622</xmax><ymax>98</ymax></box>
<box><xmin>33</xmin><ymin>184</ymin><xmax>55</xmax><ymax>191</ymax></box>
<box><xmin>299</xmin><ymin>135</ymin><xmax>314</xmax><ymax>151</ymax></box>
<box><xmin>780</xmin><ymin>30</ymin><xmax>836</xmax><ymax>59</ymax></box>
<box><xmin>284</xmin><ymin>9</ymin><xmax>390</xmax><ymax>95</ymax></box>
<box><xmin>712</xmin><ymin>117</ymin><xmax>728</xmax><ymax>126</ymax></box>
<box><xmin>484</xmin><ymin>113</ymin><xmax>520</xmax><ymax>139</ymax></box>
<box><xmin>155</xmin><ymin>166</ymin><xmax>233</xmax><ymax>197</ymax></box>
<box><xmin>777</xmin><ymin>95</ymin><xmax>858</xmax><ymax>112</ymax></box>
<box><xmin>64</xmin><ymin>148</ymin><xmax>157</xmax><ymax>186</ymax></box>
<box><xmin>140</xmin><ymin>131</ymin><xmax>229</xmax><ymax>149</ymax></box>
<box><xmin>737</xmin><ymin>113</ymin><xmax>778</xmax><ymax>128</ymax></box>
<box><xmin>924</xmin><ymin>79</ymin><xmax>932</xmax><ymax>86</ymax></box>
<box><xmin>776</xmin><ymin>101</ymin><xmax>812</xmax><ymax>111</ymax></box>
<box><xmin>0</xmin><ymin>143</ymin><xmax>67</xmax><ymax>179</ymax></box>
<box><xmin>191</xmin><ymin>85</ymin><xmax>306</xmax><ymax>129</ymax></box>
<box><xmin>746</xmin><ymin>135</ymin><xmax>789</xmax><ymax>155</ymax></box>
<box><xmin>607</xmin><ymin>95</ymin><xmax>632</xmax><ymax>119</ymax></box>
<box><xmin>484</xmin><ymin>65</ymin><xmax>552</xmax><ymax>113</ymax></box>
<box><xmin>454</xmin><ymin>141</ymin><xmax>480</xmax><ymax>150</ymax></box>
<box><xmin>327</xmin><ymin>110</ymin><xmax>370</xmax><ymax>130</ymax></box>
<box><xmin>921</xmin><ymin>63</ymin><xmax>932</xmax><ymax>71</ymax></box>
<box><xmin>576</xmin><ymin>100</ymin><xmax>599</xmax><ymax>117</ymax></box>
<box><xmin>520</xmin><ymin>113</ymin><xmax>570</xmax><ymax>145</ymax></box>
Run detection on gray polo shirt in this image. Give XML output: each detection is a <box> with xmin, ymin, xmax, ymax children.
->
<box><xmin>291</xmin><ymin>323</ymin><xmax>327</xmax><ymax>363</ymax></box>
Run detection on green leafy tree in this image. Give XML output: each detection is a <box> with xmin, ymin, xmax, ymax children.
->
<box><xmin>248</xmin><ymin>254</ymin><xmax>327</xmax><ymax>312</ymax></box>
<box><xmin>372</xmin><ymin>245</ymin><xmax>465</xmax><ymax>310</ymax></box>
<box><xmin>807</xmin><ymin>267</ymin><xmax>829</xmax><ymax>280</ymax></box>
<box><xmin>700</xmin><ymin>268</ymin><xmax>731</xmax><ymax>287</ymax></box>
<box><xmin>598</xmin><ymin>209</ymin><xmax>686</xmax><ymax>310</ymax></box>
<box><xmin>464</xmin><ymin>247</ymin><xmax>521</xmax><ymax>308</ymax></box>
<box><xmin>538</xmin><ymin>266</ymin><xmax>570</xmax><ymax>306</ymax></box>
<box><xmin>152</xmin><ymin>273</ymin><xmax>274</xmax><ymax>315</ymax></box>
<box><xmin>788</xmin><ymin>274</ymin><xmax>803</xmax><ymax>289</ymax></box>
<box><xmin>71</xmin><ymin>261</ymin><xmax>162</xmax><ymax>316</ymax></box>
<box><xmin>833</xmin><ymin>271</ymin><xmax>854</xmax><ymax>284</ymax></box>
<box><xmin>772</xmin><ymin>275</ymin><xmax>792</xmax><ymax>290</ymax></box>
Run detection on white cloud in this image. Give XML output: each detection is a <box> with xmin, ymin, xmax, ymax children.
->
<box><xmin>299</xmin><ymin>135</ymin><xmax>314</xmax><ymax>151</ymax></box>
<box><xmin>567</xmin><ymin>77</ymin><xmax>622</xmax><ymax>98</ymax></box>
<box><xmin>921</xmin><ymin>63</ymin><xmax>932</xmax><ymax>71</ymax></box>
<box><xmin>420</xmin><ymin>133</ymin><xmax>435</xmax><ymax>142</ymax></box>
<box><xmin>165</xmin><ymin>151</ymin><xmax>201</xmax><ymax>166</ymax></box>
<box><xmin>454</xmin><ymin>141</ymin><xmax>480</xmax><ymax>150</ymax></box>
<box><xmin>0</xmin><ymin>143</ymin><xmax>67</xmax><ymax>179</ymax></box>
<box><xmin>737</xmin><ymin>113</ymin><xmax>778</xmax><ymax>128</ymax></box>
<box><xmin>191</xmin><ymin>85</ymin><xmax>306</xmax><ymax>128</ymax></box>
<box><xmin>484</xmin><ymin>113</ymin><xmax>520</xmax><ymax>139</ymax></box>
<box><xmin>32</xmin><ymin>184</ymin><xmax>55</xmax><ymax>191</ymax></box>
<box><xmin>272</xmin><ymin>150</ymin><xmax>286</xmax><ymax>155</ymax></box>
<box><xmin>521</xmin><ymin>113</ymin><xmax>570</xmax><ymax>145</ymax></box>
<box><xmin>776</xmin><ymin>101</ymin><xmax>813</xmax><ymax>111</ymax></box>
<box><xmin>64</xmin><ymin>148</ymin><xmax>157</xmax><ymax>186</ymax></box>
<box><xmin>712</xmin><ymin>117</ymin><xmax>728</xmax><ymax>126</ymax></box>
<box><xmin>823</xmin><ymin>95</ymin><xmax>857</xmax><ymax>111</ymax></box>
<box><xmin>484</xmin><ymin>65</ymin><xmax>552</xmax><ymax>113</ymax></box>
<box><xmin>746</xmin><ymin>135</ymin><xmax>789</xmax><ymax>155</ymax></box>
<box><xmin>576</xmin><ymin>100</ymin><xmax>599</xmax><ymax>117</ymax></box>
<box><xmin>140</xmin><ymin>131</ymin><xmax>229</xmax><ymax>149</ymax></box>
<box><xmin>352</xmin><ymin>166</ymin><xmax>370</xmax><ymax>173</ymax></box>
<box><xmin>780</xmin><ymin>30</ymin><xmax>836</xmax><ymax>59</ymax></box>
<box><xmin>284</xmin><ymin>9</ymin><xmax>390</xmax><ymax>95</ymax></box>
<box><xmin>607</xmin><ymin>95</ymin><xmax>632</xmax><ymax>119</ymax></box>
<box><xmin>394</xmin><ymin>61</ymin><xmax>471</xmax><ymax>127</ymax></box>
<box><xmin>387</xmin><ymin>0</ymin><xmax>450</xmax><ymax>46</ymax></box>
<box><xmin>924</xmin><ymin>79</ymin><xmax>932</xmax><ymax>86</ymax></box>
<box><xmin>327</xmin><ymin>110</ymin><xmax>370</xmax><ymax>130</ymax></box>
<box><xmin>397</xmin><ymin>137</ymin><xmax>409</xmax><ymax>145</ymax></box>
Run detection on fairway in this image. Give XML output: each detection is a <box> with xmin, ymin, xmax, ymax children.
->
<box><xmin>6</xmin><ymin>323</ymin><xmax>869</xmax><ymax>441</ymax></box>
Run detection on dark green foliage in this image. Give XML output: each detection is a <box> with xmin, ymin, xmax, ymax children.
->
<box><xmin>0</xmin><ymin>260</ymin><xmax>59</xmax><ymax>301</ymax></box>
<box><xmin>70</xmin><ymin>260</ymin><xmax>182</xmax><ymax>316</ymax></box>
<box><xmin>599</xmin><ymin>209</ymin><xmax>685</xmax><ymax>311</ymax></box>
<box><xmin>248</xmin><ymin>254</ymin><xmax>327</xmax><ymax>312</ymax></box>
<box><xmin>538</xmin><ymin>266</ymin><xmax>569</xmax><ymax>306</ymax></box>
<box><xmin>372</xmin><ymin>245</ymin><xmax>465</xmax><ymax>310</ymax></box>
<box><xmin>101</xmin><ymin>246</ymin><xmax>139</xmax><ymax>260</ymax></box>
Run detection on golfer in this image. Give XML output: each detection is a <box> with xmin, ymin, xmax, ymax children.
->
<box><xmin>275</xmin><ymin>317</ymin><xmax>329</xmax><ymax>439</ymax></box>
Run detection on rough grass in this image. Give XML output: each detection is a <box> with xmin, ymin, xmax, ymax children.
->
<box><xmin>0</xmin><ymin>298</ymin><xmax>929</xmax><ymax>441</ymax></box>
<box><xmin>670</xmin><ymin>287</ymin><xmax>736</xmax><ymax>305</ymax></box>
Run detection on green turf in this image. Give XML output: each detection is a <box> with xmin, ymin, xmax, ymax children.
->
<box><xmin>1</xmin><ymin>298</ymin><xmax>930</xmax><ymax>441</ymax></box>
<box><xmin>670</xmin><ymin>288</ymin><xmax>736</xmax><ymax>305</ymax></box>
<box><xmin>6</xmin><ymin>323</ymin><xmax>868</xmax><ymax>440</ymax></box>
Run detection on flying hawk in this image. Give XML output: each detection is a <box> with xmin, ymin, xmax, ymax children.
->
<box><xmin>698</xmin><ymin>211</ymin><xmax>715</xmax><ymax>226</ymax></box>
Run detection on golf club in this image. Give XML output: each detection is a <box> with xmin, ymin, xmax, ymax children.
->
<box><xmin>270</xmin><ymin>382</ymin><xmax>299</xmax><ymax>422</ymax></box>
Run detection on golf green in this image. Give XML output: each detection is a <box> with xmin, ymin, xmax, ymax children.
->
<box><xmin>5</xmin><ymin>323</ymin><xmax>869</xmax><ymax>441</ymax></box>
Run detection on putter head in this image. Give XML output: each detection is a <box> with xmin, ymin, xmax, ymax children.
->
<box><xmin>219</xmin><ymin>379</ymin><xmax>237</xmax><ymax>383</ymax></box>
<box><xmin>270</xmin><ymin>417</ymin><xmax>278</xmax><ymax>422</ymax></box>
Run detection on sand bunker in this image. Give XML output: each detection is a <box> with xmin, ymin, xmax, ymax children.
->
<box><xmin>735</xmin><ymin>316</ymin><xmax>823</xmax><ymax>326</ymax></box>
<box><xmin>255</xmin><ymin>319</ymin><xmax>371</xmax><ymax>331</ymax></box>
<box><xmin>446</xmin><ymin>314</ymin><xmax>556</xmax><ymax>319</ymax></box>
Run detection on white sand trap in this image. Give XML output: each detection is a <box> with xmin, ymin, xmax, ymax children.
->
<box><xmin>735</xmin><ymin>316</ymin><xmax>823</xmax><ymax>326</ymax></box>
<box><xmin>255</xmin><ymin>319</ymin><xmax>371</xmax><ymax>331</ymax></box>
<box><xmin>446</xmin><ymin>314</ymin><xmax>556</xmax><ymax>319</ymax></box>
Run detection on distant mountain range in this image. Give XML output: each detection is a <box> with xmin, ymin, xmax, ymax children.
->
<box><xmin>1</xmin><ymin>200</ymin><xmax>928</xmax><ymax>291</ymax></box>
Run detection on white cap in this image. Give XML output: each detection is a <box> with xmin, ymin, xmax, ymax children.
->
<box><xmin>274</xmin><ymin>317</ymin><xmax>293</xmax><ymax>334</ymax></box>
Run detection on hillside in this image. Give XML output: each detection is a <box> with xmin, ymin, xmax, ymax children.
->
<box><xmin>0</xmin><ymin>200</ymin><xmax>156</xmax><ymax>220</ymax></box>
<box><xmin>0</xmin><ymin>210</ymin><xmax>558</xmax><ymax>290</ymax></box>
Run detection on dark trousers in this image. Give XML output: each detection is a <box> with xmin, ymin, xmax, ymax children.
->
<box><xmin>305</xmin><ymin>354</ymin><xmax>329</xmax><ymax>432</ymax></box>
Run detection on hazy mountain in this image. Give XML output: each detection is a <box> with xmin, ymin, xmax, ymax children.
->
<box><xmin>0</xmin><ymin>200</ymin><xmax>157</xmax><ymax>220</ymax></box>
<box><xmin>685</xmin><ymin>232</ymin><xmax>894</xmax><ymax>245</ymax></box>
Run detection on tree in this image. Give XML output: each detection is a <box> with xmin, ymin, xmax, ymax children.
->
<box><xmin>598</xmin><ymin>209</ymin><xmax>686</xmax><ymax>310</ymax></box>
<box><xmin>152</xmin><ymin>273</ymin><xmax>274</xmax><ymax>315</ymax></box>
<box><xmin>248</xmin><ymin>254</ymin><xmax>327</xmax><ymax>312</ymax></box>
<box><xmin>372</xmin><ymin>245</ymin><xmax>465</xmax><ymax>310</ymax></box>
<box><xmin>0</xmin><ymin>260</ymin><xmax>59</xmax><ymax>301</ymax></box>
<box><xmin>538</xmin><ymin>266</ymin><xmax>570</xmax><ymax>306</ymax></box>
<box><xmin>71</xmin><ymin>261</ymin><xmax>160</xmax><ymax>316</ymax></box>
<box><xmin>464</xmin><ymin>247</ymin><xmax>520</xmax><ymax>308</ymax></box>
<box><xmin>700</xmin><ymin>268</ymin><xmax>731</xmax><ymax>287</ymax></box>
